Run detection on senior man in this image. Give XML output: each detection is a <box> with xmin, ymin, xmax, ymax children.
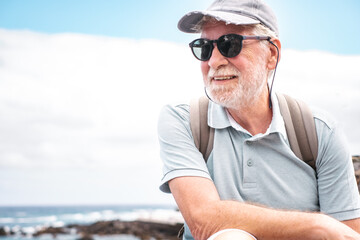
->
<box><xmin>158</xmin><ymin>0</ymin><xmax>360</xmax><ymax>239</ymax></box>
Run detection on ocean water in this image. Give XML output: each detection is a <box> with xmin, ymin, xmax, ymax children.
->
<box><xmin>0</xmin><ymin>205</ymin><xmax>182</xmax><ymax>240</ymax></box>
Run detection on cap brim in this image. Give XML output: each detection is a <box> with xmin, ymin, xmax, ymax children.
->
<box><xmin>178</xmin><ymin>10</ymin><xmax>260</xmax><ymax>33</ymax></box>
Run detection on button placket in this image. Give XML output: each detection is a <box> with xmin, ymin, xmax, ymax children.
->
<box><xmin>243</xmin><ymin>140</ymin><xmax>257</xmax><ymax>188</ymax></box>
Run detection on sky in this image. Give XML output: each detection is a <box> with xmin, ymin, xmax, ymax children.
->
<box><xmin>0</xmin><ymin>1</ymin><xmax>359</xmax><ymax>206</ymax></box>
<box><xmin>1</xmin><ymin>0</ymin><xmax>360</xmax><ymax>54</ymax></box>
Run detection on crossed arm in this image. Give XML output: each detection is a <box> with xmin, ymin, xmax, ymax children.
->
<box><xmin>169</xmin><ymin>176</ymin><xmax>360</xmax><ymax>240</ymax></box>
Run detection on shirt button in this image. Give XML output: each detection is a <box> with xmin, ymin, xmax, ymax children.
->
<box><xmin>247</xmin><ymin>159</ymin><xmax>254</xmax><ymax>167</ymax></box>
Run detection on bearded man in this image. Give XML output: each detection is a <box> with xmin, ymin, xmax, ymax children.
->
<box><xmin>158</xmin><ymin>0</ymin><xmax>360</xmax><ymax>239</ymax></box>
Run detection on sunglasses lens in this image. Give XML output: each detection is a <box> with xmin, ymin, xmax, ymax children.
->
<box><xmin>218</xmin><ymin>34</ymin><xmax>242</xmax><ymax>58</ymax></box>
<box><xmin>191</xmin><ymin>39</ymin><xmax>212</xmax><ymax>61</ymax></box>
<box><xmin>190</xmin><ymin>34</ymin><xmax>244</xmax><ymax>61</ymax></box>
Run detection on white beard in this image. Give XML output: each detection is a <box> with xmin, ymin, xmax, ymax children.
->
<box><xmin>205</xmin><ymin>62</ymin><xmax>268</xmax><ymax>110</ymax></box>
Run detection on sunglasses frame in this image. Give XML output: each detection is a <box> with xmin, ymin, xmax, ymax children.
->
<box><xmin>189</xmin><ymin>34</ymin><xmax>271</xmax><ymax>61</ymax></box>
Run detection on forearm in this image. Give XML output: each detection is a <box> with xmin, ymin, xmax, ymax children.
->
<box><xmin>343</xmin><ymin>218</ymin><xmax>360</xmax><ymax>234</ymax></box>
<box><xmin>188</xmin><ymin>199</ymin><xmax>324</xmax><ymax>240</ymax></box>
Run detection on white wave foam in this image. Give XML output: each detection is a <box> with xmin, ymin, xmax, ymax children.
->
<box><xmin>61</xmin><ymin>213</ymin><xmax>84</xmax><ymax>221</ymax></box>
<box><xmin>22</xmin><ymin>226</ymin><xmax>36</xmax><ymax>235</ymax></box>
<box><xmin>0</xmin><ymin>217</ymin><xmax>15</xmax><ymax>223</ymax></box>
<box><xmin>17</xmin><ymin>215</ymin><xmax>58</xmax><ymax>223</ymax></box>
<box><xmin>52</xmin><ymin>221</ymin><xmax>65</xmax><ymax>228</ymax></box>
<box><xmin>117</xmin><ymin>209</ymin><xmax>183</xmax><ymax>224</ymax></box>
<box><xmin>11</xmin><ymin>225</ymin><xmax>21</xmax><ymax>234</ymax></box>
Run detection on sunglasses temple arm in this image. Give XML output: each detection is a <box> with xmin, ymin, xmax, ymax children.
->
<box><xmin>268</xmin><ymin>40</ymin><xmax>280</xmax><ymax>109</ymax></box>
<box><xmin>243</xmin><ymin>36</ymin><xmax>271</xmax><ymax>41</ymax></box>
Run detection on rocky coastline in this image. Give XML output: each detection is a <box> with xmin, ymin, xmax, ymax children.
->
<box><xmin>70</xmin><ymin>220</ymin><xmax>183</xmax><ymax>240</ymax></box>
<box><xmin>0</xmin><ymin>220</ymin><xmax>184</xmax><ymax>240</ymax></box>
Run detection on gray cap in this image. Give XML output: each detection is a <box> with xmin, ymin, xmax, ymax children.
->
<box><xmin>178</xmin><ymin>0</ymin><xmax>279</xmax><ymax>36</ymax></box>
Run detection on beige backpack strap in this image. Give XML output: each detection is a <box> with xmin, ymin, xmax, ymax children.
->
<box><xmin>276</xmin><ymin>93</ymin><xmax>318</xmax><ymax>170</ymax></box>
<box><xmin>190</xmin><ymin>96</ymin><xmax>214</xmax><ymax>161</ymax></box>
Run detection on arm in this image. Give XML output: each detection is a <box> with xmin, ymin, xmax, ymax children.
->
<box><xmin>314</xmin><ymin>114</ymin><xmax>360</xmax><ymax>232</ymax></box>
<box><xmin>169</xmin><ymin>176</ymin><xmax>360</xmax><ymax>240</ymax></box>
<box><xmin>343</xmin><ymin>219</ymin><xmax>360</xmax><ymax>233</ymax></box>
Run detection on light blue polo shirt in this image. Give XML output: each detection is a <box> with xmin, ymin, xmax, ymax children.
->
<box><xmin>158</xmin><ymin>93</ymin><xmax>360</xmax><ymax>239</ymax></box>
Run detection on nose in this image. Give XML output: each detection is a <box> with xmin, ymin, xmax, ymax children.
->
<box><xmin>208</xmin><ymin>45</ymin><xmax>228</xmax><ymax>70</ymax></box>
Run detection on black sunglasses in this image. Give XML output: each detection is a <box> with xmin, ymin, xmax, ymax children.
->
<box><xmin>189</xmin><ymin>34</ymin><xmax>271</xmax><ymax>61</ymax></box>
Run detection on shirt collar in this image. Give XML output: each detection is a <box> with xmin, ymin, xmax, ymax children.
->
<box><xmin>208</xmin><ymin>93</ymin><xmax>288</xmax><ymax>140</ymax></box>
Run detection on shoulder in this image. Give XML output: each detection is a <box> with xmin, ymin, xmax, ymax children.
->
<box><xmin>158</xmin><ymin>103</ymin><xmax>192</xmax><ymax>139</ymax></box>
<box><xmin>310</xmin><ymin>107</ymin><xmax>351</xmax><ymax>169</ymax></box>
<box><xmin>159</xmin><ymin>103</ymin><xmax>190</xmax><ymax>122</ymax></box>
<box><xmin>311</xmin><ymin>106</ymin><xmax>347</xmax><ymax>147</ymax></box>
<box><xmin>312</xmin><ymin>107</ymin><xmax>338</xmax><ymax>132</ymax></box>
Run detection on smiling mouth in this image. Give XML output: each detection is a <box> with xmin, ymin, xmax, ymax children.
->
<box><xmin>212</xmin><ymin>76</ymin><xmax>237</xmax><ymax>81</ymax></box>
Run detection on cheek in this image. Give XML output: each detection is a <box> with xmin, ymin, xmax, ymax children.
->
<box><xmin>229</xmin><ymin>52</ymin><xmax>251</xmax><ymax>70</ymax></box>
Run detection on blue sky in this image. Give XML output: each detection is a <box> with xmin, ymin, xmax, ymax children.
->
<box><xmin>1</xmin><ymin>0</ymin><xmax>360</xmax><ymax>55</ymax></box>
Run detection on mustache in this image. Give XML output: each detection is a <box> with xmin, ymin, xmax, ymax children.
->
<box><xmin>207</xmin><ymin>66</ymin><xmax>241</xmax><ymax>79</ymax></box>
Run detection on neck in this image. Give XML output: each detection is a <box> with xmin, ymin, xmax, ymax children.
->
<box><xmin>227</xmin><ymin>90</ymin><xmax>273</xmax><ymax>136</ymax></box>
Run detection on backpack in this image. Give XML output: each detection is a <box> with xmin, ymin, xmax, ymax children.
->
<box><xmin>189</xmin><ymin>92</ymin><xmax>318</xmax><ymax>170</ymax></box>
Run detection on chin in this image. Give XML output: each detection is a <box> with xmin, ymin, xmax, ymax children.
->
<box><xmin>208</xmin><ymin>85</ymin><xmax>263</xmax><ymax>109</ymax></box>
<box><xmin>208</xmin><ymin>89</ymin><xmax>241</xmax><ymax>109</ymax></box>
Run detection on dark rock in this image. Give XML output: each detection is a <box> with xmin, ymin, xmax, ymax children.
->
<box><xmin>0</xmin><ymin>227</ymin><xmax>7</xmax><ymax>236</ymax></box>
<box><xmin>34</xmin><ymin>220</ymin><xmax>183</xmax><ymax>240</ymax></box>
<box><xmin>73</xmin><ymin>220</ymin><xmax>183</xmax><ymax>240</ymax></box>
<box><xmin>33</xmin><ymin>227</ymin><xmax>67</xmax><ymax>237</ymax></box>
<box><xmin>353</xmin><ymin>156</ymin><xmax>360</xmax><ymax>192</ymax></box>
<box><xmin>353</xmin><ymin>155</ymin><xmax>360</xmax><ymax>167</ymax></box>
<box><xmin>77</xmin><ymin>233</ymin><xmax>94</xmax><ymax>240</ymax></box>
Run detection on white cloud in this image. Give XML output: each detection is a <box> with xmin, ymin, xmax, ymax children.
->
<box><xmin>0</xmin><ymin>29</ymin><xmax>202</xmax><ymax>168</ymax></box>
<box><xmin>0</xmin><ymin>28</ymin><xmax>359</xmax><ymax>205</ymax></box>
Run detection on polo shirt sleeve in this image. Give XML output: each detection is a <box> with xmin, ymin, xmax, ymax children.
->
<box><xmin>315</xmin><ymin>110</ymin><xmax>360</xmax><ymax>221</ymax></box>
<box><xmin>158</xmin><ymin>104</ymin><xmax>212</xmax><ymax>193</ymax></box>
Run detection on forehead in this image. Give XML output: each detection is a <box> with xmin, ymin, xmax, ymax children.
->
<box><xmin>201</xmin><ymin>21</ymin><xmax>253</xmax><ymax>39</ymax></box>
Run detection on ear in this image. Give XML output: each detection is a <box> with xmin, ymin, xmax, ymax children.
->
<box><xmin>267</xmin><ymin>38</ymin><xmax>281</xmax><ymax>70</ymax></box>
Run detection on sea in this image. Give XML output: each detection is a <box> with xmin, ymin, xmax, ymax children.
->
<box><xmin>0</xmin><ymin>205</ymin><xmax>183</xmax><ymax>240</ymax></box>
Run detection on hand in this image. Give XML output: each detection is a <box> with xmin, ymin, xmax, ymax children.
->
<box><xmin>315</xmin><ymin>214</ymin><xmax>360</xmax><ymax>240</ymax></box>
<box><xmin>209</xmin><ymin>229</ymin><xmax>256</xmax><ymax>240</ymax></box>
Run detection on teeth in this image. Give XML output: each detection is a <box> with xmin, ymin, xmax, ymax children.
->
<box><xmin>214</xmin><ymin>76</ymin><xmax>235</xmax><ymax>80</ymax></box>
